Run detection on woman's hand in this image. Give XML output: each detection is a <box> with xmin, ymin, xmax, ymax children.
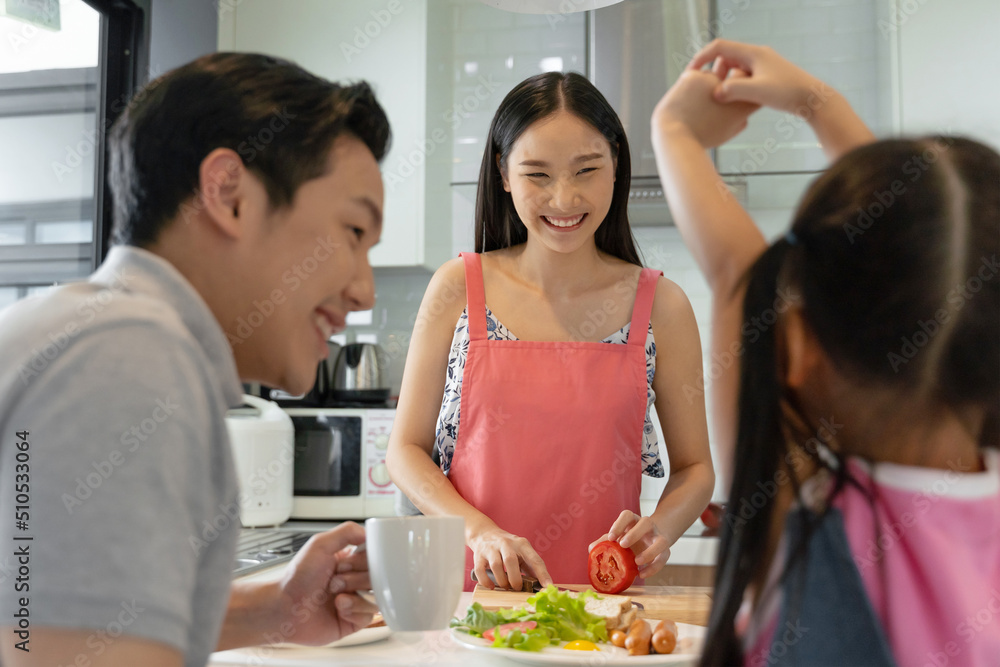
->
<box><xmin>652</xmin><ymin>68</ymin><xmax>759</xmax><ymax>149</ymax></box>
<box><xmin>468</xmin><ymin>524</ymin><xmax>553</xmax><ymax>591</ymax></box>
<box><xmin>589</xmin><ymin>510</ymin><xmax>671</xmax><ymax>579</ymax></box>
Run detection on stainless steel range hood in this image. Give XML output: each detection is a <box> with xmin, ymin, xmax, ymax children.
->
<box><xmin>589</xmin><ymin>0</ymin><xmax>712</xmax><ymax>226</ymax></box>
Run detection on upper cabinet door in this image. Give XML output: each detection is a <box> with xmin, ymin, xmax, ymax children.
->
<box><xmin>222</xmin><ymin>0</ymin><xmax>439</xmax><ymax>268</ymax></box>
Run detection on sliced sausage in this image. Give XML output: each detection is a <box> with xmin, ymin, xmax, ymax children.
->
<box><xmin>624</xmin><ymin>618</ymin><xmax>651</xmax><ymax>656</ymax></box>
<box><xmin>651</xmin><ymin>619</ymin><xmax>678</xmax><ymax>654</ymax></box>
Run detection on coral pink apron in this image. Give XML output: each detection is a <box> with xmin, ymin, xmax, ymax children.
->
<box><xmin>449</xmin><ymin>252</ymin><xmax>660</xmax><ymax>588</ymax></box>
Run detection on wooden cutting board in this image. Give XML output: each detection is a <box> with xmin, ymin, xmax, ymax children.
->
<box><xmin>471</xmin><ymin>584</ymin><xmax>713</xmax><ymax>627</ymax></box>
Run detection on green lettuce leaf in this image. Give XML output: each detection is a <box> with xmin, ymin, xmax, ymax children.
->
<box><xmin>526</xmin><ymin>586</ymin><xmax>609</xmax><ymax>644</ymax></box>
<box><xmin>449</xmin><ymin>602</ymin><xmax>530</xmax><ymax>636</ymax></box>
<box><xmin>491</xmin><ymin>627</ymin><xmax>554</xmax><ymax>651</ymax></box>
<box><xmin>452</xmin><ymin>586</ymin><xmax>610</xmax><ymax>652</ymax></box>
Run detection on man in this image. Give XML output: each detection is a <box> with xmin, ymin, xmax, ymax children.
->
<box><xmin>0</xmin><ymin>53</ymin><xmax>390</xmax><ymax>666</ymax></box>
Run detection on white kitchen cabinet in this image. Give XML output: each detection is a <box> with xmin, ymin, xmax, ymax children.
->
<box><xmin>219</xmin><ymin>0</ymin><xmax>452</xmax><ymax>270</ymax></box>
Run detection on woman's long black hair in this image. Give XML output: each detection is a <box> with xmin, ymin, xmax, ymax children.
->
<box><xmin>700</xmin><ymin>136</ymin><xmax>1000</xmax><ymax>665</ymax></box>
<box><xmin>474</xmin><ymin>71</ymin><xmax>641</xmax><ymax>266</ymax></box>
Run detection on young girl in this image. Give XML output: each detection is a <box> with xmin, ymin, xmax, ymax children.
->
<box><xmin>386</xmin><ymin>72</ymin><xmax>715</xmax><ymax>591</ymax></box>
<box><xmin>651</xmin><ymin>40</ymin><xmax>999</xmax><ymax>665</ymax></box>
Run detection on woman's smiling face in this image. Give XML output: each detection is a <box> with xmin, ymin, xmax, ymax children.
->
<box><xmin>500</xmin><ymin>110</ymin><xmax>616</xmax><ymax>254</ymax></box>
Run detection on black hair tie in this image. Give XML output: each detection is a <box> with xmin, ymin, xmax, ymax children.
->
<box><xmin>784</xmin><ymin>230</ymin><xmax>799</xmax><ymax>246</ymax></box>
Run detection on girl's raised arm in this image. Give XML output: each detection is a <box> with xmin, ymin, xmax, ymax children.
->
<box><xmin>651</xmin><ymin>69</ymin><xmax>762</xmax><ymax>486</ymax></box>
<box><xmin>650</xmin><ymin>39</ymin><xmax>874</xmax><ymax>487</ymax></box>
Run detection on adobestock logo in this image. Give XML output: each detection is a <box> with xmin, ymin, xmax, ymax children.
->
<box><xmin>17</xmin><ymin>268</ymin><xmax>136</xmax><ymax>386</ymax></box>
<box><xmin>843</xmin><ymin>136</ymin><xmax>955</xmax><ymax>244</ymax></box>
<box><xmin>61</xmin><ymin>396</ymin><xmax>181</xmax><ymax>514</ymax></box>
<box><xmin>338</xmin><ymin>0</ymin><xmax>404</xmax><ymax>64</ymax></box>
<box><xmin>532</xmin><ymin>446</ymin><xmax>638</xmax><ymax>554</ymax></box>
<box><xmin>225</xmin><ymin>235</ymin><xmax>344</xmax><ymax>346</ymax></box>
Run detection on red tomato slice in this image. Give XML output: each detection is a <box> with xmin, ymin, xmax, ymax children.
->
<box><xmin>483</xmin><ymin>620</ymin><xmax>537</xmax><ymax>642</ymax></box>
<box><xmin>588</xmin><ymin>540</ymin><xmax>638</xmax><ymax>594</ymax></box>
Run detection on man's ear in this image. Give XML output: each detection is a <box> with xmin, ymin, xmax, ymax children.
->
<box><xmin>496</xmin><ymin>153</ymin><xmax>511</xmax><ymax>193</ymax></box>
<box><xmin>196</xmin><ymin>148</ymin><xmax>246</xmax><ymax>240</ymax></box>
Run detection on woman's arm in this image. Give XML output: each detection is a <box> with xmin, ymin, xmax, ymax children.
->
<box><xmin>593</xmin><ymin>279</ymin><xmax>715</xmax><ymax>578</ymax></box>
<box><xmin>384</xmin><ymin>258</ymin><xmax>551</xmax><ymax>591</ymax></box>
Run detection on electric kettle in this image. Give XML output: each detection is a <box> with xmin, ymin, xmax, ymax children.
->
<box><xmin>331</xmin><ymin>343</ymin><xmax>390</xmax><ymax>402</ymax></box>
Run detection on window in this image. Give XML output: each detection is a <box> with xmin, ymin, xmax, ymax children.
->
<box><xmin>0</xmin><ymin>0</ymin><xmax>143</xmax><ymax>300</ymax></box>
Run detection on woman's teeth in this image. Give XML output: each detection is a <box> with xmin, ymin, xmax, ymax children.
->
<box><xmin>543</xmin><ymin>214</ymin><xmax>585</xmax><ymax>228</ymax></box>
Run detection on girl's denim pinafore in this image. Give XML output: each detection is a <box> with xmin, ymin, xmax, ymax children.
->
<box><xmin>765</xmin><ymin>507</ymin><xmax>897</xmax><ymax>666</ymax></box>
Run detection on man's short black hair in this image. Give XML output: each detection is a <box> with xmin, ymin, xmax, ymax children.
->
<box><xmin>108</xmin><ymin>52</ymin><xmax>391</xmax><ymax>247</ymax></box>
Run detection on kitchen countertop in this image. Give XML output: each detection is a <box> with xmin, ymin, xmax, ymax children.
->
<box><xmin>210</xmin><ymin>565</ymin><xmax>713</xmax><ymax>666</ymax></box>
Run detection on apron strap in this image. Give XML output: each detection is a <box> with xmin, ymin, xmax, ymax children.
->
<box><xmin>460</xmin><ymin>252</ymin><xmax>487</xmax><ymax>342</ymax></box>
<box><xmin>627</xmin><ymin>268</ymin><xmax>662</xmax><ymax>347</ymax></box>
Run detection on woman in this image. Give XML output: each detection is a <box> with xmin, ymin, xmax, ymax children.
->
<box><xmin>386</xmin><ymin>72</ymin><xmax>715</xmax><ymax>591</ymax></box>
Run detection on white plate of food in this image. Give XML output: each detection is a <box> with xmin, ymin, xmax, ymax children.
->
<box><xmin>450</xmin><ymin>619</ymin><xmax>704</xmax><ymax>665</ymax></box>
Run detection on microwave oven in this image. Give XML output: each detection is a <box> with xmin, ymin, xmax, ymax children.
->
<box><xmin>284</xmin><ymin>407</ymin><xmax>398</xmax><ymax>520</ymax></box>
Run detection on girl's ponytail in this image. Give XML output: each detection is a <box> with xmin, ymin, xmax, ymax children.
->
<box><xmin>700</xmin><ymin>238</ymin><xmax>795</xmax><ymax>666</ymax></box>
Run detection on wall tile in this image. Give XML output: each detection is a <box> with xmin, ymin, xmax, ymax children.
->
<box><xmin>770</xmin><ymin>7</ymin><xmax>834</xmax><ymax>35</ymax></box>
<box><xmin>721</xmin><ymin>6</ymin><xmax>772</xmax><ymax>39</ymax></box>
<box><xmin>833</xmin><ymin>1</ymin><xmax>878</xmax><ymax>32</ymax></box>
<box><xmin>798</xmin><ymin>30</ymin><xmax>877</xmax><ymax>65</ymax></box>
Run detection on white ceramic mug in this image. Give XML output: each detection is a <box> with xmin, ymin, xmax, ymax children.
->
<box><xmin>365</xmin><ymin>516</ymin><xmax>465</xmax><ymax>631</ymax></box>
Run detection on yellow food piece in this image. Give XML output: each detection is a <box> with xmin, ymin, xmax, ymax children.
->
<box><xmin>564</xmin><ymin>640</ymin><xmax>600</xmax><ymax>651</ymax></box>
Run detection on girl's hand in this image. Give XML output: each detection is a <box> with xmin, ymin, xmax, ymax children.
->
<box><xmin>652</xmin><ymin>68</ymin><xmax>759</xmax><ymax>149</ymax></box>
<box><xmin>688</xmin><ymin>39</ymin><xmax>829</xmax><ymax>116</ymax></box>
<box><xmin>469</xmin><ymin>525</ymin><xmax>553</xmax><ymax>591</ymax></box>
<box><xmin>689</xmin><ymin>39</ymin><xmax>874</xmax><ymax>161</ymax></box>
<box><xmin>589</xmin><ymin>510</ymin><xmax>671</xmax><ymax>579</ymax></box>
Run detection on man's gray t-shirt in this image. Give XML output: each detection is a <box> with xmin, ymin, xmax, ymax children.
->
<box><xmin>0</xmin><ymin>246</ymin><xmax>243</xmax><ymax>666</ymax></box>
